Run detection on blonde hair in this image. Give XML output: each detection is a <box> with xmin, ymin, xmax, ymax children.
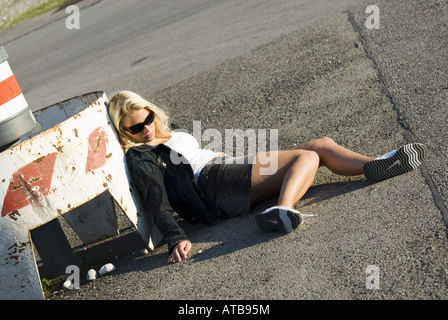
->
<box><xmin>108</xmin><ymin>90</ymin><xmax>172</xmax><ymax>152</ymax></box>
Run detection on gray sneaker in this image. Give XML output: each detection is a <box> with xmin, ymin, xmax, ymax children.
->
<box><xmin>255</xmin><ymin>206</ymin><xmax>303</xmax><ymax>233</ymax></box>
<box><xmin>363</xmin><ymin>143</ymin><xmax>428</xmax><ymax>182</ymax></box>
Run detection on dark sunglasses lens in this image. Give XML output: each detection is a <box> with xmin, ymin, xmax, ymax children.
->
<box><xmin>128</xmin><ymin>123</ymin><xmax>144</xmax><ymax>134</ymax></box>
<box><xmin>128</xmin><ymin>111</ymin><xmax>154</xmax><ymax>134</ymax></box>
<box><xmin>146</xmin><ymin>111</ymin><xmax>155</xmax><ymax>125</ymax></box>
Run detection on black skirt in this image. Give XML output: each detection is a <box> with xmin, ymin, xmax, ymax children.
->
<box><xmin>197</xmin><ymin>154</ymin><xmax>255</xmax><ymax>218</ymax></box>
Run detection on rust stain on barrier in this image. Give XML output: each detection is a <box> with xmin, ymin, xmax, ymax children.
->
<box><xmin>34</xmin><ymin>155</ymin><xmax>45</xmax><ymax>164</ymax></box>
<box><xmin>28</xmin><ymin>177</ymin><xmax>42</xmax><ymax>184</ymax></box>
<box><xmin>12</xmin><ymin>183</ymin><xmax>22</xmax><ymax>191</ymax></box>
<box><xmin>9</xmin><ymin>210</ymin><xmax>20</xmax><ymax>221</ymax></box>
<box><xmin>52</xmin><ymin>144</ymin><xmax>63</xmax><ymax>153</ymax></box>
<box><xmin>86</xmin><ymin>127</ymin><xmax>107</xmax><ymax>173</ymax></box>
<box><xmin>94</xmin><ymin>134</ymin><xmax>103</xmax><ymax>153</ymax></box>
<box><xmin>6</xmin><ymin>241</ymin><xmax>29</xmax><ymax>266</ymax></box>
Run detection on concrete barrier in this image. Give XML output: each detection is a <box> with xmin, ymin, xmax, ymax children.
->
<box><xmin>0</xmin><ymin>91</ymin><xmax>163</xmax><ymax>299</ymax></box>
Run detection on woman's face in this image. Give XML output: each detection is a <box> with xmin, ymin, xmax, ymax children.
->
<box><xmin>122</xmin><ymin>108</ymin><xmax>156</xmax><ymax>143</ymax></box>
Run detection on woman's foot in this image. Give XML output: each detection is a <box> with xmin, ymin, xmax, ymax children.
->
<box><xmin>255</xmin><ymin>206</ymin><xmax>303</xmax><ymax>233</ymax></box>
<box><xmin>363</xmin><ymin>143</ymin><xmax>428</xmax><ymax>182</ymax></box>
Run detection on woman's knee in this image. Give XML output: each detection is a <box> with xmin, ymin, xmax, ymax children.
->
<box><xmin>291</xmin><ymin>149</ymin><xmax>320</xmax><ymax>169</ymax></box>
<box><xmin>250</xmin><ymin>150</ymin><xmax>319</xmax><ymax>203</ymax></box>
<box><xmin>295</xmin><ymin>136</ymin><xmax>336</xmax><ymax>152</ymax></box>
<box><xmin>303</xmin><ymin>150</ymin><xmax>320</xmax><ymax>168</ymax></box>
<box><xmin>310</xmin><ymin>137</ymin><xmax>336</xmax><ymax>151</ymax></box>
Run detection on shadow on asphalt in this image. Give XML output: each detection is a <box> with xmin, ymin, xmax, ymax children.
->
<box><xmin>43</xmin><ymin>176</ymin><xmax>373</xmax><ymax>296</ymax></box>
<box><xmin>300</xmin><ymin>178</ymin><xmax>372</xmax><ymax>209</ymax></box>
<box><xmin>71</xmin><ymin>178</ymin><xmax>371</xmax><ymax>271</ymax></box>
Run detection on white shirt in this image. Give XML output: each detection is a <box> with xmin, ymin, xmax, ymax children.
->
<box><xmin>163</xmin><ymin>131</ymin><xmax>222</xmax><ymax>182</ymax></box>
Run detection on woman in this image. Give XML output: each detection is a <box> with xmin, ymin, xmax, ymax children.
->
<box><xmin>108</xmin><ymin>90</ymin><xmax>427</xmax><ymax>263</ymax></box>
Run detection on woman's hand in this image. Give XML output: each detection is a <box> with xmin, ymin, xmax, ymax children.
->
<box><xmin>168</xmin><ymin>240</ymin><xmax>192</xmax><ymax>263</ymax></box>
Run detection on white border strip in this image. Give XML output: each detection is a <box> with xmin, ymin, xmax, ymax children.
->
<box><xmin>0</xmin><ymin>94</ymin><xmax>29</xmax><ymax>121</ymax></box>
<box><xmin>0</xmin><ymin>61</ymin><xmax>13</xmax><ymax>83</ymax></box>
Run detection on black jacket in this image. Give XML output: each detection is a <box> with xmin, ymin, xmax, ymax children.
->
<box><xmin>126</xmin><ymin>143</ymin><xmax>221</xmax><ymax>253</ymax></box>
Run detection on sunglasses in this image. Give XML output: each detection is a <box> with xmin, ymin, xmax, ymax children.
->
<box><xmin>125</xmin><ymin>111</ymin><xmax>155</xmax><ymax>135</ymax></box>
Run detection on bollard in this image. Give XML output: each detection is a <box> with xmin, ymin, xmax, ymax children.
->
<box><xmin>0</xmin><ymin>92</ymin><xmax>163</xmax><ymax>299</ymax></box>
<box><xmin>0</xmin><ymin>44</ymin><xmax>36</xmax><ymax>150</ymax></box>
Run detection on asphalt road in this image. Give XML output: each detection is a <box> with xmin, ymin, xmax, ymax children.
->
<box><xmin>1</xmin><ymin>0</ymin><xmax>447</xmax><ymax>302</ymax></box>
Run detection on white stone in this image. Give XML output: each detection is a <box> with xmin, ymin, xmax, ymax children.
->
<box><xmin>86</xmin><ymin>269</ymin><xmax>98</xmax><ymax>281</ymax></box>
<box><xmin>63</xmin><ymin>280</ymin><xmax>72</xmax><ymax>289</ymax></box>
<box><xmin>99</xmin><ymin>263</ymin><xmax>115</xmax><ymax>276</ymax></box>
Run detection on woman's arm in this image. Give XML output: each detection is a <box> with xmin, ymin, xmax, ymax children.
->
<box><xmin>126</xmin><ymin>148</ymin><xmax>190</xmax><ymax>256</ymax></box>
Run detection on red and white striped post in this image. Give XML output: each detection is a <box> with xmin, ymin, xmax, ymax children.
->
<box><xmin>0</xmin><ymin>44</ymin><xmax>36</xmax><ymax>150</ymax></box>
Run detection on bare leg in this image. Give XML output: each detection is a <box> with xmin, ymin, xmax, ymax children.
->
<box><xmin>293</xmin><ymin>137</ymin><xmax>375</xmax><ymax>176</ymax></box>
<box><xmin>251</xmin><ymin>149</ymin><xmax>320</xmax><ymax>207</ymax></box>
<box><xmin>250</xmin><ymin>138</ymin><xmax>373</xmax><ymax>208</ymax></box>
